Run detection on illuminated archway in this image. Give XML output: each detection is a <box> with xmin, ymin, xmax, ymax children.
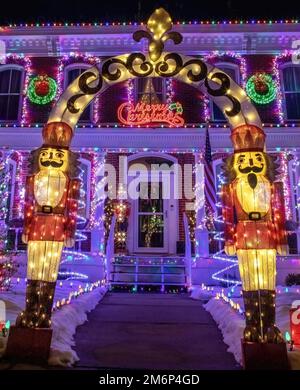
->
<box><xmin>48</xmin><ymin>54</ymin><xmax>261</xmax><ymax>131</ymax></box>
<box><xmin>47</xmin><ymin>13</ymin><xmax>261</xmax><ymax>130</ymax></box>
<box><xmin>8</xmin><ymin>9</ymin><xmax>289</xmax><ymax>368</ymax></box>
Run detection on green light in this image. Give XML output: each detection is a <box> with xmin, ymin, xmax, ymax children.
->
<box><xmin>5</xmin><ymin>320</ymin><xmax>10</xmax><ymax>329</ymax></box>
<box><xmin>285</xmin><ymin>331</ymin><xmax>291</xmax><ymax>342</ymax></box>
<box><xmin>246</xmin><ymin>73</ymin><xmax>277</xmax><ymax>105</ymax></box>
<box><xmin>27</xmin><ymin>75</ymin><xmax>57</xmax><ymax>105</ymax></box>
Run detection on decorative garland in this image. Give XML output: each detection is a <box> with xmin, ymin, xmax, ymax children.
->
<box><xmin>246</xmin><ymin>73</ymin><xmax>277</xmax><ymax>105</ymax></box>
<box><xmin>27</xmin><ymin>75</ymin><xmax>57</xmax><ymax>105</ymax></box>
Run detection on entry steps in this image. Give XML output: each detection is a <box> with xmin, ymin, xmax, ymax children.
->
<box><xmin>110</xmin><ymin>255</ymin><xmax>188</xmax><ymax>293</ymax></box>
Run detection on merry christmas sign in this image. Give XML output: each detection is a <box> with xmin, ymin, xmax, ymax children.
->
<box><xmin>117</xmin><ymin>101</ymin><xmax>185</xmax><ymax>127</ymax></box>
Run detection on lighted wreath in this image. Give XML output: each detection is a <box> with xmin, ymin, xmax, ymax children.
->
<box><xmin>246</xmin><ymin>73</ymin><xmax>277</xmax><ymax>105</ymax></box>
<box><xmin>27</xmin><ymin>74</ymin><xmax>57</xmax><ymax>105</ymax></box>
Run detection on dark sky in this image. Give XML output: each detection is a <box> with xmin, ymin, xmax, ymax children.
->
<box><xmin>1</xmin><ymin>0</ymin><xmax>299</xmax><ymax>25</ymax></box>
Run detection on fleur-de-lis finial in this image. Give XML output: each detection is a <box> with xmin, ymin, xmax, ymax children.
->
<box><xmin>133</xmin><ymin>8</ymin><xmax>183</xmax><ymax>62</ymax></box>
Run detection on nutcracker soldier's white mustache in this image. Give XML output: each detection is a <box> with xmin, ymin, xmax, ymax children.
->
<box><xmin>40</xmin><ymin>160</ymin><xmax>64</xmax><ymax>168</ymax></box>
<box><xmin>238</xmin><ymin>165</ymin><xmax>264</xmax><ymax>174</ymax></box>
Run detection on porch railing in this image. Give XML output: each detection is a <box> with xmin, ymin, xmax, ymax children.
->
<box><xmin>183</xmin><ymin>212</ymin><xmax>192</xmax><ymax>289</ymax></box>
<box><xmin>105</xmin><ymin>214</ymin><xmax>116</xmax><ymax>285</ymax></box>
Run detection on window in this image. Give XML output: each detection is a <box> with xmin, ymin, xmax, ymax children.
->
<box><xmin>135</xmin><ymin>77</ymin><xmax>165</xmax><ymax>104</ymax></box>
<box><xmin>65</xmin><ymin>65</ymin><xmax>92</xmax><ymax>122</ymax></box>
<box><xmin>211</xmin><ymin>64</ymin><xmax>240</xmax><ymax>122</ymax></box>
<box><xmin>281</xmin><ymin>64</ymin><xmax>300</xmax><ymax>120</ymax></box>
<box><xmin>0</xmin><ymin>66</ymin><xmax>23</xmax><ymax>122</ymax></box>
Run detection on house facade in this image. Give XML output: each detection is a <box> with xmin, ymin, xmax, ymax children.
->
<box><xmin>0</xmin><ymin>20</ymin><xmax>300</xmax><ymax>286</ymax></box>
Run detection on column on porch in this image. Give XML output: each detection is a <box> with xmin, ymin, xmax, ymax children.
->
<box><xmin>289</xmin><ymin>151</ymin><xmax>300</xmax><ymax>254</ymax></box>
<box><xmin>193</xmin><ymin>152</ymin><xmax>209</xmax><ymax>258</ymax></box>
<box><xmin>175</xmin><ymin>152</ymin><xmax>209</xmax><ymax>256</ymax></box>
<box><xmin>101</xmin><ymin>152</ymin><xmax>129</xmax><ymax>255</ymax></box>
<box><xmin>90</xmin><ymin>152</ymin><xmax>107</xmax><ymax>256</ymax></box>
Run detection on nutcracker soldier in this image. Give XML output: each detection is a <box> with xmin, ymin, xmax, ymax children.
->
<box><xmin>7</xmin><ymin>121</ymin><xmax>80</xmax><ymax>360</ymax></box>
<box><xmin>221</xmin><ymin>124</ymin><xmax>289</xmax><ymax>367</ymax></box>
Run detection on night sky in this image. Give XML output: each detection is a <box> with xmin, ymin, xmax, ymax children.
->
<box><xmin>0</xmin><ymin>0</ymin><xmax>298</xmax><ymax>25</ymax></box>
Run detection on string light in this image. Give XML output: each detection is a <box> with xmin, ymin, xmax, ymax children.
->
<box><xmin>52</xmin><ymin>279</ymin><xmax>105</xmax><ymax>311</ymax></box>
<box><xmin>57</xmin><ymin>271</ymin><xmax>89</xmax><ymax>280</ymax></box>
<box><xmin>279</xmin><ymin>151</ymin><xmax>293</xmax><ymax>220</ymax></box>
<box><xmin>3</xmin><ymin>19</ymin><xmax>300</xmax><ymax>29</ymax></box>
<box><xmin>215</xmin><ymin>290</ymin><xmax>244</xmax><ymax>315</ymax></box>
<box><xmin>127</xmin><ymin>78</ymin><xmax>135</xmax><ymax>105</ymax></box>
<box><xmin>89</xmin><ymin>153</ymin><xmax>106</xmax><ymax>229</ymax></box>
<box><xmin>12</xmin><ymin>151</ymin><xmax>26</xmax><ymax>219</ymax></box>
<box><xmin>166</xmin><ymin>78</ymin><xmax>175</xmax><ymax>105</ymax></box>
<box><xmin>1</xmin><ymin>121</ymin><xmax>300</xmax><ymax>129</ymax></box>
<box><xmin>114</xmin><ymin>185</ymin><xmax>130</xmax><ymax>250</ymax></box>
<box><xmin>291</xmin><ymin>151</ymin><xmax>300</xmax><ymax>225</ymax></box>
<box><xmin>0</xmin><ymin>152</ymin><xmax>18</xmax><ymax>291</ymax></box>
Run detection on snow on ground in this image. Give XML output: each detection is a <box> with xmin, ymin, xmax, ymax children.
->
<box><xmin>191</xmin><ymin>284</ymin><xmax>300</xmax><ymax>369</ymax></box>
<box><xmin>0</xmin><ymin>278</ymin><xmax>107</xmax><ymax>366</ymax></box>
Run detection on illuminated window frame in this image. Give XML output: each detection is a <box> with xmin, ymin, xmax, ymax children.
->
<box><xmin>210</xmin><ymin>62</ymin><xmax>240</xmax><ymax>122</ymax></box>
<box><xmin>280</xmin><ymin>62</ymin><xmax>300</xmax><ymax>121</ymax></box>
<box><xmin>0</xmin><ymin>64</ymin><xmax>25</xmax><ymax>123</ymax></box>
<box><xmin>134</xmin><ymin>77</ymin><xmax>166</xmax><ymax>104</ymax></box>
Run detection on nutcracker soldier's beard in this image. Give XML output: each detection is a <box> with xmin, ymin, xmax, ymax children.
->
<box><xmin>16</xmin><ymin>241</ymin><xmax>63</xmax><ymax>328</ymax></box>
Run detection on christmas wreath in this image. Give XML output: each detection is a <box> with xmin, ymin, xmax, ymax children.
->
<box><xmin>246</xmin><ymin>73</ymin><xmax>276</xmax><ymax>105</ymax></box>
<box><xmin>27</xmin><ymin>74</ymin><xmax>57</xmax><ymax>105</ymax></box>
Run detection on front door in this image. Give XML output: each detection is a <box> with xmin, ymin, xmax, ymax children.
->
<box><xmin>134</xmin><ymin>182</ymin><xmax>169</xmax><ymax>253</ymax></box>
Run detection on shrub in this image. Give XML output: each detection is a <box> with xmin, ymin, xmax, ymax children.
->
<box><xmin>285</xmin><ymin>273</ymin><xmax>300</xmax><ymax>287</ymax></box>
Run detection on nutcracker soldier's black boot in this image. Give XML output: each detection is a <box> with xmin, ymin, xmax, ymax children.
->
<box><xmin>243</xmin><ymin>290</ymin><xmax>263</xmax><ymax>342</ymax></box>
<box><xmin>15</xmin><ymin>279</ymin><xmax>41</xmax><ymax>328</ymax></box>
<box><xmin>260</xmin><ymin>290</ymin><xmax>284</xmax><ymax>343</ymax></box>
<box><xmin>8</xmin><ymin>280</ymin><xmax>54</xmax><ymax>362</ymax></box>
<box><xmin>38</xmin><ymin>281</ymin><xmax>56</xmax><ymax>328</ymax></box>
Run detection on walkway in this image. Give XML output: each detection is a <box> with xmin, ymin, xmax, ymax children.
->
<box><xmin>74</xmin><ymin>292</ymin><xmax>240</xmax><ymax>370</ymax></box>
